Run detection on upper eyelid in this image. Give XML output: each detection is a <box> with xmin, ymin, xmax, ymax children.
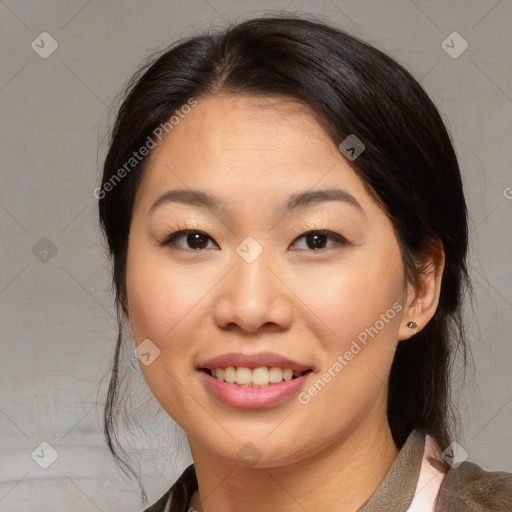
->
<box><xmin>163</xmin><ymin>229</ymin><xmax>216</xmax><ymax>246</ymax></box>
<box><xmin>165</xmin><ymin>228</ymin><xmax>346</xmax><ymax>249</ymax></box>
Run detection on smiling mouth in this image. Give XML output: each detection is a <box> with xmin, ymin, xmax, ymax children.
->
<box><xmin>200</xmin><ymin>367</ymin><xmax>313</xmax><ymax>387</ymax></box>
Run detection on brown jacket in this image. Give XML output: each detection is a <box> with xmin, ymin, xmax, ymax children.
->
<box><xmin>143</xmin><ymin>429</ymin><xmax>512</xmax><ymax>511</ymax></box>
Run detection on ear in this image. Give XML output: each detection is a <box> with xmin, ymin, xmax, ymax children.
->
<box><xmin>398</xmin><ymin>239</ymin><xmax>445</xmax><ymax>341</ymax></box>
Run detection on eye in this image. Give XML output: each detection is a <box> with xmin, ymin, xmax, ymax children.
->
<box><xmin>160</xmin><ymin>227</ymin><xmax>349</xmax><ymax>252</ymax></box>
<box><xmin>290</xmin><ymin>230</ymin><xmax>348</xmax><ymax>251</ymax></box>
<box><xmin>161</xmin><ymin>230</ymin><xmax>219</xmax><ymax>250</ymax></box>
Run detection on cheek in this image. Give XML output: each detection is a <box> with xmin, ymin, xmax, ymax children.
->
<box><xmin>126</xmin><ymin>243</ymin><xmax>203</xmax><ymax>342</ymax></box>
<box><xmin>293</xmin><ymin>271</ymin><xmax>403</xmax><ymax>431</ymax></box>
<box><xmin>125</xmin><ymin>245</ymin><xmax>201</xmax><ymax>419</ymax></box>
<box><xmin>295</xmin><ymin>255</ymin><xmax>405</xmax><ymax>418</ymax></box>
<box><xmin>299</xmin><ymin>257</ymin><xmax>403</xmax><ymax>347</ymax></box>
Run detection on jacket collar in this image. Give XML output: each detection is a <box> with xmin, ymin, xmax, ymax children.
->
<box><xmin>357</xmin><ymin>429</ymin><xmax>425</xmax><ymax>511</ymax></box>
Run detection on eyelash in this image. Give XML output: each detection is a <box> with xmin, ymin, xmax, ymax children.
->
<box><xmin>159</xmin><ymin>222</ymin><xmax>350</xmax><ymax>252</ymax></box>
<box><xmin>288</xmin><ymin>223</ymin><xmax>349</xmax><ymax>250</ymax></box>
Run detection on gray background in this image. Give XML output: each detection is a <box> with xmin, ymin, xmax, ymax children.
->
<box><xmin>1</xmin><ymin>1</ymin><xmax>511</xmax><ymax>510</ymax></box>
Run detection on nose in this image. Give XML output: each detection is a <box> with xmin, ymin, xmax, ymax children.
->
<box><xmin>213</xmin><ymin>247</ymin><xmax>293</xmax><ymax>334</ymax></box>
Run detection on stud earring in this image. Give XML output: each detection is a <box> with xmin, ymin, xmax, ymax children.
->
<box><xmin>407</xmin><ymin>321</ymin><xmax>417</xmax><ymax>329</ymax></box>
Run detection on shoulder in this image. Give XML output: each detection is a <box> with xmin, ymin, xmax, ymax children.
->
<box><xmin>142</xmin><ymin>464</ymin><xmax>197</xmax><ymax>512</ymax></box>
<box><xmin>436</xmin><ymin>459</ymin><xmax>512</xmax><ymax>511</ymax></box>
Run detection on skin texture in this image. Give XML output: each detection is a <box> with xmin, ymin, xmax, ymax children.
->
<box><xmin>125</xmin><ymin>94</ymin><xmax>445</xmax><ymax>512</ymax></box>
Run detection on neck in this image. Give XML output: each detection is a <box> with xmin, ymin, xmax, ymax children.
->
<box><xmin>187</xmin><ymin>420</ymin><xmax>399</xmax><ymax>512</ymax></box>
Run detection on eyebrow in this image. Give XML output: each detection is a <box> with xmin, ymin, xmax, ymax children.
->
<box><xmin>148</xmin><ymin>187</ymin><xmax>364</xmax><ymax>216</ymax></box>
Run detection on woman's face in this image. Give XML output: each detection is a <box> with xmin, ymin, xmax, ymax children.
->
<box><xmin>126</xmin><ymin>94</ymin><xmax>416</xmax><ymax>467</ymax></box>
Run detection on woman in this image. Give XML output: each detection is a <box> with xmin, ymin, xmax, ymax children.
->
<box><xmin>97</xmin><ymin>14</ymin><xmax>512</xmax><ymax>512</ymax></box>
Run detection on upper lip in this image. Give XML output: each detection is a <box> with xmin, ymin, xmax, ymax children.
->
<box><xmin>198</xmin><ymin>352</ymin><xmax>313</xmax><ymax>372</ymax></box>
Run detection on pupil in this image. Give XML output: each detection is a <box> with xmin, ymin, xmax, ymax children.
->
<box><xmin>308</xmin><ymin>233</ymin><xmax>325</xmax><ymax>249</ymax></box>
<box><xmin>188</xmin><ymin>233</ymin><xmax>208</xmax><ymax>249</ymax></box>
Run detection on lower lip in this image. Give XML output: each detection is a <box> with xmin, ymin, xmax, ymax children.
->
<box><xmin>199</xmin><ymin>370</ymin><xmax>313</xmax><ymax>409</ymax></box>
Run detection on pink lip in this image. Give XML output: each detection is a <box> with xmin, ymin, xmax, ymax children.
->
<box><xmin>198</xmin><ymin>351</ymin><xmax>313</xmax><ymax>372</ymax></box>
<box><xmin>199</xmin><ymin>369</ymin><xmax>313</xmax><ymax>409</ymax></box>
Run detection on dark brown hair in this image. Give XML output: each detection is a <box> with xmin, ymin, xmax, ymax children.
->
<box><xmin>98</xmin><ymin>13</ymin><xmax>473</xmax><ymax>507</ymax></box>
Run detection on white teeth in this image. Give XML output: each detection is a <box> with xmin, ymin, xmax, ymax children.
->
<box><xmin>253</xmin><ymin>367</ymin><xmax>270</xmax><ymax>386</ymax></box>
<box><xmin>235</xmin><ymin>367</ymin><xmax>252</xmax><ymax>385</ymax></box>
<box><xmin>223</xmin><ymin>367</ymin><xmax>236</xmax><ymax>383</ymax></box>
<box><xmin>209</xmin><ymin>366</ymin><xmax>302</xmax><ymax>387</ymax></box>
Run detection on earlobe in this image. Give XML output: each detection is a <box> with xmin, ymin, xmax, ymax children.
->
<box><xmin>398</xmin><ymin>239</ymin><xmax>445</xmax><ymax>341</ymax></box>
<box><xmin>394</xmin><ymin>319</ymin><xmax>419</xmax><ymax>345</ymax></box>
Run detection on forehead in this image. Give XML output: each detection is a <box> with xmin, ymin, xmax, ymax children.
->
<box><xmin>135</xmin><ymin>94</ymin><xmax>372</xmax><ymax>215</ymax></box>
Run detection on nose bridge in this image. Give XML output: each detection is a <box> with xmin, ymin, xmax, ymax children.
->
<box><xmin>214</xmin><ymin>236</ymin><xmax>290</xmax><ymax>331</ymax></box>
<box><xmin>240</xmin><ymin>241</ymin><xmax>268</xmax><ymax>279</ymax></box>
<box><xmin>231</xmin><ymin>236</ymin><xmax>274</xmax><ymax>307</ymax></box>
